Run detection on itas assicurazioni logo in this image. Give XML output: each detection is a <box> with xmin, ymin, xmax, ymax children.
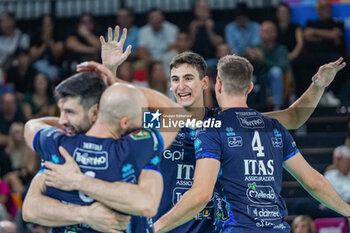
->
<box><xmin>143</xmin><ymin>109</ymin><xmax>221</xmax><ymax>130</ymax></box>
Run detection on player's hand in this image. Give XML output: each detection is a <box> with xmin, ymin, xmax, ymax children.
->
<box><xmin>312</xmin><ymin>57</ymin><xmax>346</xmax><ymax>88</ymax></box>
<box><xmin>85</xmin><ymin>202</ymin><xmax>131</xmax><ymax>232</ymax></box>
<box><xmin>43</xmin><ymin>146</ymin><xmax>83</xmax><ymax>191</ymax></box>
<box><xmin>100</xmin><ymin>26</ymin><xmax>132</xmax><ymax>72</ymax></box>
<box><xmin>77</xmin><ymin>61</ymin><xmax>122</xmax><ymax>86</ymax></box>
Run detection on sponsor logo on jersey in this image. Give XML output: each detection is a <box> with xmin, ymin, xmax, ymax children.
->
<box><xmin>121</xmin><ymin>163</ymin><xmax>135</xmax><ymax>178</ymax></box>
<box><xmin>237</xmin><ymin>116</ymin><xmax>265</xmax><ymax>129</ymax></box>
<box><xmin>247</xmin><ymin>205</ymin><xmax>281</xmax><ymax>220</ymax></box>
<box><xmin>273</xmin><ymin>129</ymin><xmax>282</xmax><ymax>137</ymax></box>
<box><xmin>246</xmin><ymin>183</ymin><xmax>276</xmax><ymax>204</ymax></box>
<box><xmin>227</xmin><ymin>136</ymin><xmax>243</xmax><ymax>147</ymax></box>
<box><xmin>225</xmin><ymin>127</ymin><xmax>236</xmax><ymax>136</ymax></box>
<box><xmin>73</xmin><ymin>148</ymin><xmax>108</xmax><ymax>170</ymax></box>
<box><xmin>271</xmin><ymin>137</ymin><xmax>283</xmax><ymax>148</ymax></box>
<box><xmin>163</xmin><ymin>149</ymin><xmax>184</xmax><ymax>161</ymax></box>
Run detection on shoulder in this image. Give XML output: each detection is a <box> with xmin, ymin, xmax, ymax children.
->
<box><xmin>225</xmin><ymin>22</ymin><xmax>237</xmax><ymax>30</ymax></box>
<box><xmin>163</xmin><ymin>21</ymin><xmax>179</xmax><ymax>32</ymax></box>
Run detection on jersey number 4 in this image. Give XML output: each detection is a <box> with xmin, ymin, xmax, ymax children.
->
<box><xmin>252</xmin><ymin>130</ymin><xmax>265</xmax><ymax>157</ymax></box>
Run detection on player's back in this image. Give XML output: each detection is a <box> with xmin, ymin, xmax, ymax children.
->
<box><xmin>195</xmin><ymin>108</ymin><xmax>299</xmax><ymax>232</ymax></box>
<box><xmin>34</xmin><ymin>127</ymin><xmax>162</xmax><ymax>233</ymax></box>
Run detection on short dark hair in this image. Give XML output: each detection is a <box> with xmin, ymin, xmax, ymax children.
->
<box><xmin>217</xmin><ymin>54</ymin><xmax>253</xmax><ymax>96</ymax></box>
<box><xmin>170</xmin><ymin>51</ymin><xmax>207</xmax><ymax>79</ymax></box>
<box><xmin>55</xmin><ymin>72</ymin><xmax>106</xmax><ymax>110</ymax></box>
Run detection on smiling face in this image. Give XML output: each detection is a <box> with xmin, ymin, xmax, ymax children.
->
<box><xmin>170</xmin><ymin>64</ymin><xmax>207</xmax><ymax>108</ymax></box>
<box><xmin>58</xmin><ymin>96</ymin><xmax>94</xmax><ymax>134</ymax></box>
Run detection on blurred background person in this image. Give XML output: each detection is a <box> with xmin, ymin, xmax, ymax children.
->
<box><xmin>294</xmin><ymin>0</ymin><xmax>345</xmax><ymax>105</ymax></box>
<box><xmin>3</xmin><ymin>122</ymin><xmax>37</xmax><ymax>195</ymax></box>
<box><xmin>291</xmin><ymin>215</ymin><xmax>315</xmax><ymax>233</ymax></box>
<box><xmin>65</xmin><ymin>12</ymin><xmax>100</xmax><ymax>75</ymax></box>
<box><xmin>0</xmin><ymin>12</ymin><xmax>30</xmax><ymax>70</ymax></box>
<box><xmin>146</xmin><ymin>61</ymin><xmax>171</xmax><ymax>97</ymax></box>
<box><xmin>137</xmin><ymin>8</ymin><xmax>178</xmax><ymax>62</ymax></box>
<box><xmin>189</xmin><ymin>0</ymin><xmax>223</xmax><ymax>67</ymax></box>
<box><xmin>225</xmin><ymin>3</ymin><xmax>260</xmax><ymax>56</ymax></box>
<box><xmin>5</xmin><ymin>49</ymin><xmax>36</xmax><ymax>99</ymax></box>
<box><xmin>106</xmin><ymin>7</ymin><xmax>139</xmax><ymax>54</ymax></box>
<box><xmin>0</xmin><ymin>220</ymin><xmax>17</xmax><ymax>233</ymax></box>
<box><xmin>276</xmin><ymin>2</ymin><xmax>303</xmax><ymax>62</ymax></box>
<box><xmin>30</xmin><ymin>15</ymin><xmax>64</xmax><ymax>83</ymax></box>
<box><xmin>21</xmin><ymin>73</ymin><xmax>56</xmax><ymax>121</ymax></box>
<box><xmin>246</xmin><ymin>21</ymin><xmax>289</xmax><ymax>110</ymax></box>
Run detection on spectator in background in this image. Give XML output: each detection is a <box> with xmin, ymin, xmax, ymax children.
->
<box><xmin>147</xmin><ymin>61</ymin><xmax>170</xmax><ymax>96</ymax></box>
<box><xmin>0</xmin><ymin>92</ymin><xmax>25</xmax><ymax>150</ymax></box>
<box><xmin>116</xmin><ymin>60</ymin><xmax>134</xmax><ymax>83</ymax></box>
<box><xmin>295</xmin><ymin>145</ymin><xmax>350</xmax><ymax>218</ymax></box>
<box><xmin>294</xmin><ymin>0</ymin><xmax>344</xmax><ymax>104</ymax></box>
<box><xmin>189</xmin><ymin>0</ymin><xmax>223</xmax><ymax>66</ymax></box>
<box><xmin>6</xmin><ymin>49</ymin><xmax>37</xmax><ymax>98</ymax></box>
<box><xmin>291</xmin><ymin>215</ymin><xmax>315</xmax><ymax>233</ymax></box>
<box><xmin>0</xmin><ymin>180</ymin><xmax>17</xmax><ymax>221</ymax></box>
<box><xmin>162</xmin><ymin>31</ymin><xmax>191</xmax><ymax>76</ymax></box>
<box><xmin>0</xmin><ymin>92</ymin><xmax>25</xmax><ymax>179</ymax></box>
<box><xmin>65</xmin><ymin>12</ymin><xmax>100</xmax><ymax>74</ymax></box>
<box><xmin>246</xmin><ymin>21</ymin><xmax>289</xmax><ymax>110</ymax></box>
<box><xmin>0</xmin><ymin>12</ymin><xmax>30</xmax><ymax>70</ymax></box>
<box><xmin>225</xmin><ymin>3</ymin><xmax>260</xmax><ymax>56</ymax></box>
<box><xmin>138</xmin><ymin>8</ymin><xmax>178</xmax><ymax>62</ymax></box>
<box><xmin>3</xmin><ymin>122</ymin><xmax>37</xmax><ymax>194</ymax></box>
<box><xmin>0</xmin><ymin>220</ymin><xmax>17</xmax><ymax>233</ymax></box>
<box><xmin>30</xmin><ymin>15</ymin><xmax>64</xmax><ymax>82</ymax></box>
<box><xmin>106</xmin><ymin>7</ymin><xmax>138</xmax><ymax>53</ymax></box>
<box><xmin>21</xmin><ymin>73</ymin><xmax>56</xmax><ymax>121</ymax></box>
<box><xmin>276</xmin><ymin>3</ymin><xmax>303</xmax><ymax>62</ymax></box>
<box><xmin>324</xmin><ymin>145</ymin><xmax>350</xmax><ymax>203</ymax></box>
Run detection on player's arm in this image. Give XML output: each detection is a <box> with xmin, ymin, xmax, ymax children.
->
<box><xmin>23</xmin><ymin>173</ymin><xmax>129</xmax><ymax>232</ymax></box>
<box><xmin>44</xmin><ymin>147</ymin><xmax>163</xmax><ymax>217</ymax></box>
<box><xmin>24</xmin><ymin>117</ymin><xmax>63</xmax><ymax>150</ymax></box>
<box><xmin>284</xmin><ymin>152</ymin><xmax>350</xmax><ymax>216</ymax></box>
<box><xmin>23</xmin><ymin>173</ymin><xmax>86</xmax><ymax>226</ymax></box>
<box><xmin>263</xmin><ymin>57</ymin><xmax>346</xmax><ymax>130</ymax></box>
<box><xmin>154</xmin><ymin>158</ymin><xmax>220</xmax><ymax>233</ymax></box>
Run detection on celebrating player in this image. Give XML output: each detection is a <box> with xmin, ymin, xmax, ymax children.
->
<box><xmin>154</xmin><ymin>54</ymin><xmax>350</xmax><ymax>232</ymax></box>
<box><xmin>99</xmin><ymin>26</ymin><xmax>346</xmax><ymax>233</ymax></box>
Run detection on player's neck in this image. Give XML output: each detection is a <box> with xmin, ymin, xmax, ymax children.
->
<box><xmin>185</xmin><ymin>105</ymin><xmax>206</xmax><ymax>121</ymax></box>
<box><xmin>219</xmin><ymin>96</ymin><xmax>248</xmax><ymax>111</ymax></box>
<box><xmin>86</xmin><ymin>120</ymin><xmax>119</xmax><ymax>139</ymax></box>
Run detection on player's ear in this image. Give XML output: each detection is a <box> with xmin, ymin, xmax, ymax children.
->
<box><xmin>201</xmin><ymin>76</ymin><xmax>209</xmax><ymax>90</ymax></box>
<box><xmin>88</xmin><ymin>104</ymin><xmax>99</xmax><ymax>124</ymax></box>
<box><xmin>215</xmin><ymin>77</ymin><xmax>222</xmax><ymax>94</ymax></box>
<box><xmin>247</xmin><ymin>82</ymin><xmax>254</xmax><ymax>95</ymax></box>
<box><xmin>119</xmin><ymin>116</ymin><xmax>130</xmax><ymax>130</ymax></box>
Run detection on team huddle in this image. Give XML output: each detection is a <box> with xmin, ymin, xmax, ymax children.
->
<box><xmin>22</xmin><ymin>27</ymin><xmax>350</xmax><ymax>233</ymax></box>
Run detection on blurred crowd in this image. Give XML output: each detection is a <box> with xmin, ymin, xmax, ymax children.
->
<box><xmin>0</xmin><ymin>0</ymin><xmax>349</xmax><ymax>232</ymax></box>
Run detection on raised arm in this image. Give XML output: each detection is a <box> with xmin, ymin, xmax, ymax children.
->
<box><xmin>44</xmin><ymin>146</ymin><xmax>163</xmax><ymax>218</ymax></box>
<box><xmin>263</xmin><ymin>57</ymin><xmax>346</xmax><ymax>130</ymax></box>
<box><xmin>284</xmin><ymin>152</ymin><xmax>350</xmax><ymax>217</ymax></box>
